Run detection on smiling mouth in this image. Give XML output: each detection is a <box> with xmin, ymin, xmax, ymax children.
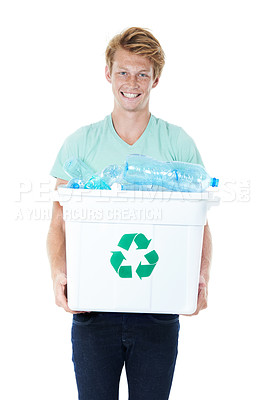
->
<box><xmin>121</xmin><ymin>91</ymin><xmax>141</xmax><ymax>98</ymax></box>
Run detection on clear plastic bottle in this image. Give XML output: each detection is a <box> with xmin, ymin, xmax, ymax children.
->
<box><xmin>123</xmin><ymin>154</ymin><xmax>219</xmax><ymax>192</ymax></box>
<box><xmin>66</xmin><ymin>178</ymin><xmax>86</xmax><ymax>189</ymax></box>
<box><xmin>99</xmin><ymin>164</ymin><xmax>125</xmax><ymax>187</ymax></box>
<box><xmin>83</xmin><ymin>164</ymin><xmax>125</xmax><ymax>189</ymax></box>
<box><xmin>63</xmin><ymin>158</ymin><xmax>94</xmax><ymax>181</ymax></box>
<box><xmin>84</xmin><ymin>176</ymin><xmax>111</xmax><ymax>190</ymax></box>
<box><xmin>64</xmin><ymin>159</ymin><xmax>125</xmax><ymax>190</ymax></box>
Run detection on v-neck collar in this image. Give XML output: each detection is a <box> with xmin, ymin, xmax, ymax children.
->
<box><xmin>107</xmin><ymin>113</ymin><xmax>154</xmax><ymax>148</ymax></box>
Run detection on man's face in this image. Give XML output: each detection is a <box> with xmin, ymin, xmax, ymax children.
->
<box><xmin>105</xmin><ymin>48</ymin><xmax>159</xmax><ymax>113</ymax></box>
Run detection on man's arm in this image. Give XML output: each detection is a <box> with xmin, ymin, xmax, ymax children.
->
<box><xmin>46</xmin><ymin>178</ymin><xmax>76</xmax><ymax>313</ymax></box>
<box><xmin>192</xmin><ymin>220</ymin><xmax>212</xmax><ymax>315</ymax></box>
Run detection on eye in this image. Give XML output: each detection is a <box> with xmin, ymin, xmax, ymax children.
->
<box><xmin>139</xmin><ymin>73</ymin><xmax>147</xmax><ymax>77</ymax></box>
<box><xmin>119</xmin><ymin>72</ymin><xmax>127</xmax><ymax>75</ymax></box>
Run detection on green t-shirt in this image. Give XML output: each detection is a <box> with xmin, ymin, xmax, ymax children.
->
<box><xmin>50</xmin><ymin>113</ymin><xmax>204</xmax><ymax>180</ymax></box>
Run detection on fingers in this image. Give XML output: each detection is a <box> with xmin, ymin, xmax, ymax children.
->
<box><xmin>53</xmin><ymin>273</ymin><xmax>75</xmax><ymax>314</ymax></box>
<box><xmin>55</xmin><ymin>285</ymin><xmax>72</xmax><ymax>313</ymax></box>
<box><xmin>196</xmin><ymin>287</ymin><xmax>208</xmax><ymax>313</ymax></box>
<box><xmin>186</xmin><ymin>286</ymin><xmax>208</xmax><ymax>316</ymax></box>
<box><xmin>53</xmin><ymin>273</ymin><xmax>88</xmax><ymax>314</ymax></box>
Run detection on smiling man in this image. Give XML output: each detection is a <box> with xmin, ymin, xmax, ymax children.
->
<box><xmin>47</xmin><ymin>27</ymin><xmax>212</xmax><ymax>400</ymax></box>
<box><xmin>105</xmin><ymin>47</ymin><xmax>159</xmax><ymax>146</ymax></box>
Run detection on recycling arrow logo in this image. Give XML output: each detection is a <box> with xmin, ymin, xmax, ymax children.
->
<box><xmin>110</xmin><ymin>233</ymin><xmax>159</xmax><ymax>280</ymax></box>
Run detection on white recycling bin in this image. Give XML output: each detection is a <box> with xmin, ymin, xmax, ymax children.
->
<box><xmin>56</xmin><ymin>186</ymin><xmax>219</xmax><ymax>314</ymax></box>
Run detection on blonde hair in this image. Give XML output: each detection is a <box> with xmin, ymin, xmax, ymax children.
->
<box><xmin>105</xmin><ymin>27</ymin><xmax>165</xmax><ymax>80</ymax></box>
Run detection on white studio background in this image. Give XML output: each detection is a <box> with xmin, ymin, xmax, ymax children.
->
<box><xmin>1</xmin><ymin>1</ymin><xmax>264</xmax><ymax>399</ymax></box>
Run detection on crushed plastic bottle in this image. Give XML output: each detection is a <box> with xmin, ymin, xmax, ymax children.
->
<box><xmin>67</xmin><ymin>178</ymin><xmax>86</xmax><ymax>189</ymax></box>
<box><xmin>64</xmin><ymin>158</ymin><xmax>94</xmax><ymax>181</ymax></box>
<box><xmin>84</xmin><ymin>176</ymin><xmax>111</xmax><ymax>190</ymax></box>
<box><xmin>123</xmin><ymin>154</ymin><xmax>219</xmax><ymax>192</ymax></box>
<box><xmin>63</xmin><ymin>158</ymin><xmax>125</xmax><ymax>189</ymax></box>
<box><xmin>99</xmin><ymin>164</ymin><xmax>125</xmax><ymax>187</ymax></box>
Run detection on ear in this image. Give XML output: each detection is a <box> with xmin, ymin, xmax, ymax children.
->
<box><xmin>105</xmin><ymin>65</ymin><xmax>112</xmax><ymax>83</ymax></box>
<box><xmin>152</xmin><ymin>76</ymin><xmax>159</xmax><ymax>89</ymax></box>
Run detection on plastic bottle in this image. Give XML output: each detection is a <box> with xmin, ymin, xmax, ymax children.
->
<box><xmin>99</xmin><ymin>164</ymin><xmax>125</xmax><ymax>187</ymax></box>
<box><xmin>66</xmin><ymin>178</ymin><xmax>86</xmax><ymax>189</ymax></box>
<box><xmin>123</xmin><ymin>154</ymin><xmax>219</xmax><ymax>192</ymax></box>
<box><xmin>64</xmin><ymin>159</ymin><xmax>125</xmax><ymax>190</ymax></box>
<box><xmin>64</xmin><ymin>158</ymin><xmax>94</xmax><ymax>181</ymax></box>
<box><xmin>84</xmin><ymin>176</ymin><xmax>111</xmax><ymax>190</ymax></box>
<box><xmin>83</xmin><ymin>164</ymin><xmax>125</xmax><ymax>190</ymax></box>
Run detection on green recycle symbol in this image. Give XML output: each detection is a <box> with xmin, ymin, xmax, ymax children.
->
<box><xmin>110</xmin><ymin>233</ymin><xmax>159</xmax><ymax>280</ymax></box>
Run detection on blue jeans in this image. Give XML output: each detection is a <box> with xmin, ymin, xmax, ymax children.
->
<box><xmin>71</xmin><ymin>312</ymin><xmax>180</xmax><ymax>400</ymax></box>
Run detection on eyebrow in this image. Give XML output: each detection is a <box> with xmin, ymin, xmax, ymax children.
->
<box><xmin>117</xmin><ymin>66</ymin><xmax>151</xmax><ymax>72</ymax></box>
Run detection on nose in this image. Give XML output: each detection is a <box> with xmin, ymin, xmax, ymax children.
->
<box><xmin>126</xmin><ymin>74</ymin><xmax>140</xmax><ymax>89</ymax></box>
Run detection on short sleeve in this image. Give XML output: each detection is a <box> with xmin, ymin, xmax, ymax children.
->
<box><xmin>176</xmin><ymin>127</ymin><xmax>204</xmax><ymax>167</ymax></box>
<box><xmin>50</xmin><ymin>127</ymin><xmax>84</xmax><ymax>180</ymax></box>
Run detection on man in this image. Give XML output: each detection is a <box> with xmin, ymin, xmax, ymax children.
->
<box><xmin>47</xmin><ymin>27</ymin><xmax>212</xmax><ymax>400</ymax></box>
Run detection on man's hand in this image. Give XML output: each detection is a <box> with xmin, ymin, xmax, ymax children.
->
<box><xmin>181</xmin><ymin>275</ymin><xmax>208</xmax><ymax>317</ymax></box>
<box><xmin>47</xmin><ymin>178</ymin><xmax>87</xmax><ymax>315</ymax></box>
<box><xmin>186</xmin><ymin>222</ymin><xmax>212</xmax><ymax>317</ymax></box>
<box><xmin>190</xmin><ymin>275</ymin><xmax>208</xmax><ymax>316</ymax></box>
<box><xmin>53</xmin><ymin>272</ymin><xmax>85</xmax><ymax>314</ymax></box>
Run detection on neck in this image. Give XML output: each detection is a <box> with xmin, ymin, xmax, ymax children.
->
<box><xmin>111</xmin><ymin>107</ymin><xmax>151</xmax><ymax>145</ymax></box>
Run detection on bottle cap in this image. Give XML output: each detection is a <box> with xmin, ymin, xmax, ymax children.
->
<box><xmin>210</xmin><ymin>177</ymin><xmax>219</xmax><ymax>187</ymax></box>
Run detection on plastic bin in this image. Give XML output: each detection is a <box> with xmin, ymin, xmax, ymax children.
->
<box><xmin>57</xmin><ymin>186</ymin><xmax>219</xmax><ymax>314</ymax></box>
